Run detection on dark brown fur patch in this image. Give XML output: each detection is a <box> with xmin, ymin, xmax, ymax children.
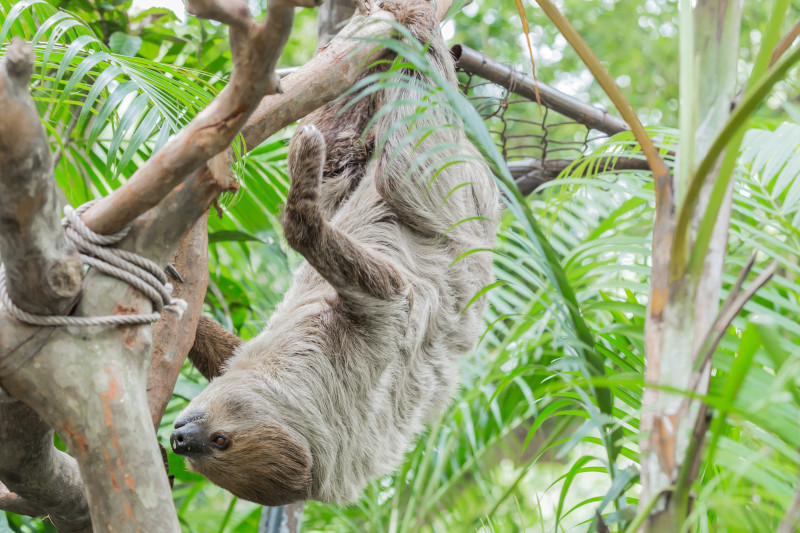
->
<box><xmin>191</xmin><ymin>424</ymin><xmax>311</xmax><ymax>507</ymax></box>
<box><xmin>301</xmin><ymin>90</ymin><xmax>378</xmax><ymax>219</ymax></box>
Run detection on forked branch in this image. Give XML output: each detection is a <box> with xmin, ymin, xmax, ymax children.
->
<box><xmin>81</xmin><ymin>0</ymin><xmax>320</xmax><ymax>237</ymax></box>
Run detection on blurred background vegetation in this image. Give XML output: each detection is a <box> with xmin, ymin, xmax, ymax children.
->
<box><xmin>1</xmin><ymin>0</ymin><xmax>800</xmax><ymax>531</ymax></box>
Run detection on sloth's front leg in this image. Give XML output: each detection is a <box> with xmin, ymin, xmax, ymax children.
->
<box><xmin>284</xmin><ymin>124</ymin><xmax>405</xmax><ymax>302</ymax></box>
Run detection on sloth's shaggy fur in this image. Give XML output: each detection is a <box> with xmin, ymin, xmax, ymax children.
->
<box><xmin>175</xmin><ymin>0</ymin><xmax>498</xmax><ymax>506</ymax></box>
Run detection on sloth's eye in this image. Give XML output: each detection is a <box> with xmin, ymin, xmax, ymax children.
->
<box><xmin>210</xmin><ymin>434</ymin><xmax>230</xmax><ymax>450</ymax></box>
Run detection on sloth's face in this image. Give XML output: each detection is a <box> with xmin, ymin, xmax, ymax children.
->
<box><xmin>171</xmin><ymin>373</ymin><xmax>312</xmax><ymax>506</ymax></box>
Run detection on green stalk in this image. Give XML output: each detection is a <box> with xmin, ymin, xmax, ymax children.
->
<box><xmin>686</xmin><ymin>0</ymin><xmax>792</xmax><ymax>278</ymax></box>
<box><xmin>676</xmin><ymin>0</ymin><xmax>695</xmax><ymax>205</ymax></box>
<box><xmin>623</xmin><ymin>486</ymin><xmax>676</xmax><ymax>533</ymax></box>
<box><xmin>671</xmin><ymin>39</ymin><xmax>800</xmax><ymax>281</ymax></box>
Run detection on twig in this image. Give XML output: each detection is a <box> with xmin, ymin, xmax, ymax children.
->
<box><xmin>690</xmin><ymin>250</ymin><xmax>757</xmax><ymax>370</ymax></box>
<box><xmin>771</xmin><ymin>19</ymin><xmax>800</xmax><ymax>66</ymax></box>
<box><xmin>671</xmin><ymin>402</ymin><xmax>712</xmax><ymax>524</ymax></box>
<box><xmin>690</xmin><ymin>259</ymin><xmax>777</xmax><ymax>389</ymax></box>
<box><xmin>731</xmin><ymin>19</ymin><xmax>799</xmax><ymax>110</ymax></box>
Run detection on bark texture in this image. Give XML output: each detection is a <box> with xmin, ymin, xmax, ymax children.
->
<box><xmin>640</xmin><ymin>2</ymin><xmax>743</xmax><ymax>530</ymax></box>
<box><xmin>0</xmin><ymin>39</ymin><xmax>82</xmax><ymax>315</ymax></box>
<box><xmin>0</xmin><ymin>396</ymin><xmax>90</xmax><ymax>532</ymax></box>
<box><xmin>147</xmin><ymin>213</ymin><xmax>210</xmax><ymax>427</ymax></box>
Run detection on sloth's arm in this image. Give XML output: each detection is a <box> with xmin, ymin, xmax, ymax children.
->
<box><xmin>284</xmin><ymin>125</ymin><xmax>405</xmax><ymax>302</ymax></box>
<box><xmin>187</xmin><ymin>315</ymin><xmax>243</xmax><ymax>381</ymax></box>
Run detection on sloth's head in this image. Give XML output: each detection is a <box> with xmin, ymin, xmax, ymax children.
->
<box><xmin>170</xmin><ymin>373</ymin><xmax>312</xmax><ymax>506</ymax></box>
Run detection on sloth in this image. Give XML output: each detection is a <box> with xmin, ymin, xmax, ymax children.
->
<box><xmin>171</xmin><ymin>0</ymin><xmax>498</xmax><ymax>506</ymax></box>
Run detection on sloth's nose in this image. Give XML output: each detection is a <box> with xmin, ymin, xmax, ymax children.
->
<box><xmin>171</xmin><ymin>409</ymin><xmax>208</xmax><ymax>456</ymax></box>
<box><xmin>171</xmin><ymin>421</ymin><xmax>207</xmax><ymax>456</ymax></box>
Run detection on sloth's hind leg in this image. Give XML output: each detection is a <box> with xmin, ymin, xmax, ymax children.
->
<box><xmin>371</xmin><ymin>0</ymin><xmax>495</xmax><ymax>241</ymax></box>
<box><xmin>284</xmin><ymin>125</ymin><xmax>405</xmax><ymax>303</ymax></box>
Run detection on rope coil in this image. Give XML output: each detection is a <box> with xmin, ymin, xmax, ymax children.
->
<box><xmin>0</xmin><ymin>201</ymin><xmax>187</xmax><ymax>327</ymax></box>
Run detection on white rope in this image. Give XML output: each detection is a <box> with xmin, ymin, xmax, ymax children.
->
<box><xmin>0</xmin><ymin>201</ymin><xmax>187</xmax><ymax>327</ymax></box>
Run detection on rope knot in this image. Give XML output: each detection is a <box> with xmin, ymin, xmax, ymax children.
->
<box><xmin>0</xmin><ymin>200</ymin><xmax>187</xmax><ymax>327</ymax></box>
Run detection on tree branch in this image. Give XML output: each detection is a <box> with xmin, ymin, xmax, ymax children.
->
<box><xmin>147</xmin><ymin>213</ymin><xmax>210</xmax><ymax>428</ymax></box>
<box><xmin>241</xmin><ymin>0</ymin><xmax>460</xmax><ymax>150</ymax></box>
<box><xmin>0</xmin><ymin>1</ymin><xmax>301</xmax><ymax>531</ymax></box>
<box><xmin>0</xmin><ymin>395</ymin><xmax>90</xmax><ymax>532</ymax></box>
<box><xmin>0</xmin><ymin>38</ymin><xmax>82</xmax><ymax>315</ymax></box>
<box><xmin>771</xmin><ymin>18</ymin><xmax>800</xmax><ymax>66</ymax></box>
<box><xmin>0</xmin><ymin>482</ymin><xmax>45</xmax><ymax>518</ymax></box>
<box><xmin>80</xmin><ymin>0</ymin><xmax>317</xmax><ymax>237</ymax></box>
<box><xmin>690</xmin><ymin>259</ymin><xmax>777</xmax><ymax>388</ymax></box>
<box><xmin>510</xmin><ymin>156</ymin><xmax>652</xmax><ymax>195</ymax></box>
<box><xmin>0</xmin><ymin>4</ymin><xmax>468</xmax><ymax>531</ymax></box>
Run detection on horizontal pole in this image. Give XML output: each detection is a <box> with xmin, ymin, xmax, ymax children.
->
<box><xmin>451</xmin><ymin>44</ymin><xmax>630</xmax><ymax>135</ymax></box>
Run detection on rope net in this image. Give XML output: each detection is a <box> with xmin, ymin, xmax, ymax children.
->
<box><xmin>457</xmin><ymin>69</ymin><xmax>603</xmax><ymax>162</ymax></box>
<box><xmin>451</xmin><ymin>44</ymin><xmax>643</xmax><ymax>194</ymax></box>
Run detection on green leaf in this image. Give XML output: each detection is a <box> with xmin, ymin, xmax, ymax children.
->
<box><xmin>108</xmin><ymin>31</ymin><xmax>142</xmax><ymax>57</ymax></box>
<box><xmin>208</xmin><ymin>231</ymin><xmax>265</xmax><ymax>244</ymax></box>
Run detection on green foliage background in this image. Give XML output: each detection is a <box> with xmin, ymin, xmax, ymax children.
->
<box><xmin>1</xmin><ymin>0</ymin><xmax>800</xmax><ymax>531</ymax></box>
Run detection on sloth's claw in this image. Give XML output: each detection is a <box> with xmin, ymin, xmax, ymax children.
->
<box><xmin>165</xmin><ymin>263</ymin><xmax>184</xmax><ymax>283</ymax></box>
